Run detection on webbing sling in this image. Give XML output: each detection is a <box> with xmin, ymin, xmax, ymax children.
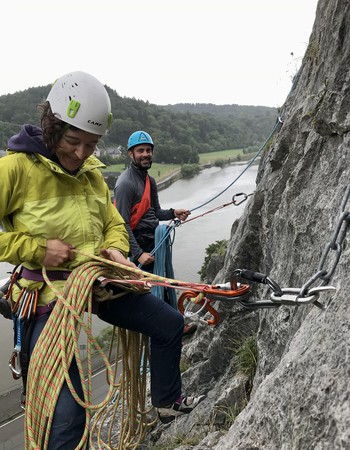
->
<box><xmin>130</xmin><ymin>175</ymin><xmax>151</xmax><ymax>230</ymax></box>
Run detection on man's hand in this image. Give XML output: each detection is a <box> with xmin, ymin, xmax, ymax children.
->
<box><xmin>174</xmin><ymin>209</ymin><xmax>191</xmax><ymax>221</ymax></box>
<box><xmin>43</xmin><ymin>239</ymin><xmax>75</xmax><ymax>266</ymax></box>
<box><xmin>138</xmin><ymin>252</ymin><xmax>154</xmax><ymax>266</ymax></box>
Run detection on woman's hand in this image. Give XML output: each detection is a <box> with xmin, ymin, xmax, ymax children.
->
<box><xmin>100</xmin><ymin>248</ymin><xmax>137</xmax><ymax>269</ymax></box>
<box><xmin>43</xmin><ymin>239</ymin><xmax>75</xmax><ymax>266</ymax></box>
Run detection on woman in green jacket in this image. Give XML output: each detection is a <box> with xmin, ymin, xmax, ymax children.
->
<box><xmin>0</xmin><ymin>71</ymin><xmax>204</xmax><ymax>449</ymax></box>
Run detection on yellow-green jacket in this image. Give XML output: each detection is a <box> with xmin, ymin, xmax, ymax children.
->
<box><xmin>0</xmin><ymin>125</ymin><xmax>129</xmax><ymax>304</ymax></box>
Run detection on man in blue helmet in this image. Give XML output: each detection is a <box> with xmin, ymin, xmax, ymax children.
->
<box><xmin>114</xmin><ymin>130</ymin><xmax>190</xmax><ymax>271</ymax></box>
<box><xmin>114</xmin><ymin>131</ymin><xmax>197</xmax><ymax>335</ymax></box>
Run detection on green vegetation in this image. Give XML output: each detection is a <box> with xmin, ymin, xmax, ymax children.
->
<box><xmin>101</xmin><ymin>162</ymin><xmax>182</xmax><ymax>182</ymax></box>
<box><xmin>230</xmin><ymin>333</ymin><xmax>258</xmax><ymax>394</ymax></box>
<box><xmin>181</xmin><ymin>163</ymin><xmax>201</xmax><ymax>178</ymax></box>
<box><xmin>0</xmin><ymin>85</ymin><xmax>277</xmax><ymax>161</ymax></box>
<box><xmin>198</xmin><ymin>240</ymin><xmax>228</xmax><ymax>281</ymax></box>
<box><xmin>198</xmin><ymin>148</ymin><xmax>244</xmax><ymax>163</ymax></box>
<box><xmin>235</xmin><ymin>334</ymin><xmax>258</xmax><ymax>380</ymax></box>
<box><xmin>102</xmin><ymin>147</ymin><xmax>255</xmax><ymax>182</ymax></box>
<box><xmin>210</xmin><ymin>334</ymin><xmax>257</xmax><ymax>432</ymax></box>
<box><xmin>150</xmin><ymin>432</ymin><xmax>205</xmax><ymax>450</ymax></box>
<box><xmin>214</xmin><ymin>403</ymin><xmax>244</xmax><ymax>431</ymax></box>
<box><xmin>180</xmin><ymin>355</ymin><xmax>191</xmax><ymax>373</ymax></box>
<box><xmin>95</xmin><ymin>325</ymin><xmax>114</xmax><ymax>351</ymax></box>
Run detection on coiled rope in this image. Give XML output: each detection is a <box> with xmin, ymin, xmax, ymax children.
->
<box><xmin>25</xmin><ymin>259</ymin><xmax>154</xmax><ymax>450</ymax></box>
<box><xmin>25</xmin><ymin>250</ymin><xmax>247</xmax><ymax>449</ymax></box>
<box><xmin>151</xmin><ymin>224</ymin><xmax>177</xmax><ymax>309</ymax></box>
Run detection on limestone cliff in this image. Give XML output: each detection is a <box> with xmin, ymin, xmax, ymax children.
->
<box><xmin>146</xmin><ymin>0</ymin><xmax>350</xmax><ymax>448</ymax></box>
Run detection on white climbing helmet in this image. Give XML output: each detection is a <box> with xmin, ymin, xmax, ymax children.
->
<box><xmin>46</xmin><ymin>71</ymin><xmax>112</xmax><ymax>135</ymax></box>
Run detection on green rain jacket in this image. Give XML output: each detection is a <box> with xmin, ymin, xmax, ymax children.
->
<box><xmin>0</xmin><ymin>125</ymin><xmax>129</xmax><ymax>304</ymax></box>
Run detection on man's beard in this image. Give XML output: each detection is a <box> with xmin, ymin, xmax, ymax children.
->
<box><xmin>137</xmin><ymin>159</ymin><xmax>152</xmax><ymax>171</ymax></box>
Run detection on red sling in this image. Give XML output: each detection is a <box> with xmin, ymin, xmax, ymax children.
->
<box><xmin>129</xmin><ymin>175</ymin><xmax>151</xmax><ymax>230</ymax></box>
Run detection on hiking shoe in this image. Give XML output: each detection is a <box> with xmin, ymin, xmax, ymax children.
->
<box><xmin>157</xmin><ymin>395</ymin><xmax>205</xmax><ymax>424</ymax></box>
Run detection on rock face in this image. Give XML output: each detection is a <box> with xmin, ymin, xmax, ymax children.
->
<box><xmin>146</xmin><ymin>0</ymin><xmax>350</xmax><ymax>448</ymax></box>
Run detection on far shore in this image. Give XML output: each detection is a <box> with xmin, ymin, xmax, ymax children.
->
<box><xmin>104</xmin><ymin>149</ymin><xmax>259</xmax><ymax>193</ymax></box>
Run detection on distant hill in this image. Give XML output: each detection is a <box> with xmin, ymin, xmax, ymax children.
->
<box><xmin>0</xmin><ymin>86</ymin><xmax>278</xmax><ymax>164</ymax></box>
<box><xmin>160</xmin><ymin>102</ymin><xmax>276</xmax><ymax>119</ymax></box>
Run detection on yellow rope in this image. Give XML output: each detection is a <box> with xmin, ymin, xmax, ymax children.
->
<box><xmin>24</xmin><ymin>259</ymin><xmax>154</xmax><ymax>450</ymax></box>
<box><xmin>90</xmin><ymin>329</ymin><xmax>156</xmax><ymax>449</ymax></box>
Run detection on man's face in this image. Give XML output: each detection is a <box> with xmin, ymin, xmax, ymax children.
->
<box><xmin>129</xmin><ymin>144</ymin><xmax>153</xmax><ymax>170</ymax></box>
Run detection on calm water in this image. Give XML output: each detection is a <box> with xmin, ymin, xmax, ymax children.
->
<box><xmin>159</xmin><ymin>164</ymin><xmax>257</xmax><ymax>282</ymax></box>
<box><xmin>0</xmin><ymin>163</ymin><xmax>257</xmax><ymax>395</ymax></box>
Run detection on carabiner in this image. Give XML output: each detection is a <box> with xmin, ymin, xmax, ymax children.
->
<box><xmin>9</xmin><ymin>349</ymin><xmax>22</xmax><ymax>379</ymax></box>
<box><xmin>178</xmin><ymin>291</ymin><xmax>221</xmax><ymax>326</ymax></box>
<box><xmin>232</xmin><ymin>192</ymin><xmax>253</xmax><ymax>206</ymax></box>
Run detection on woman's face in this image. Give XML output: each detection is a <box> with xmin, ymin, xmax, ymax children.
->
<box><xmin>55</xmin><ymin>129</ymin><xmax>100</xmax><ymax>172</ymax></box>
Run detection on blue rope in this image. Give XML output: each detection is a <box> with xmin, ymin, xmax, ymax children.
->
<box><xmin>189</xmin><ymin>116</ymin><xmax>283</xmax><ymax>213</ymax></box>
<box><xmin>151</xmin><ymin>224</ymin><xmax>178</xmax><ymax>310</ymax></box>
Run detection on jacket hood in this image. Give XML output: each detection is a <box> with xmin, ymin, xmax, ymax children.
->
<box><xmin>8</xmin><ymin>125</ymin><xmax>51</xmax><ymax>157</ymax></box>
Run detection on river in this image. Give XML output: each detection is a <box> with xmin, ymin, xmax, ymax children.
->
<box><xmin>0</xmin><ymin>163</ymin><xmax>257</xmax><ymax>397</ymax></box>
<box><xmin>159</xmin><ymin>163</ymin><xmax>257</xmax><ymax>281</ymax></box>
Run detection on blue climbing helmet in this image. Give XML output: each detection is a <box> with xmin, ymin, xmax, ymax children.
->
<box><xmin>127</xmin><ymin>131</ymin><xmax>154</xmax><ymax>151</ymax></box>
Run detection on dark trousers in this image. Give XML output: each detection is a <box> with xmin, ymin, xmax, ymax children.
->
<box><xmin>30</xmin><ymin>314</ymin><xmax>86</xmax><ymax>450</ymax></box>
<box><xmin>98</xmin><ymin>291</ymin><xmax>184</xmax><ymax>406</ymax></box>
<box><xmin>29</xmin><ymin>291</ymin><xmax>184</xmax><ymax>448</ymax></box>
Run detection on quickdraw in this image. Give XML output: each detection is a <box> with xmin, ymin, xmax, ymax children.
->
<box><xmin>178</xmin><ymin>280</ymin><xmax>251</xmax><ymax>325</ymax></box>
<box><xmin>177</xmin><ymin>269</ymin><xmax>336</xmax><ymax>325</ymax></box>
<box><xmin>9</xmin><ymin>288</ymin><xmax>38</xmax><ymax>380</ymax></box>
<box><xmin>176</xmin><ymin>192</ymin><xmax>254</xmax><ymax>226</ymax></box>
<box><xmin>90</xmin><ymin>262</ymin><xmax>337</xmax><ymax>327</ymax></box>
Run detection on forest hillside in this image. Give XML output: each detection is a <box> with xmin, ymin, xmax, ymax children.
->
<box><xmin>0</xmin><ymin>86</ymin><xmax>277</xmax><ymax>164</ymax></box>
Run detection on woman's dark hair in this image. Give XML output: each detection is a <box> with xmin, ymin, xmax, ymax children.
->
<box><xmin>37</xmin><ymin>101</ymin><xmax>68</xmax><ymax>151</ymax></box>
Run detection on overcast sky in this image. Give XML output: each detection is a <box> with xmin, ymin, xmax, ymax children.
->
<box><xmin>3</xmin><ymin>0</ymin><xmax>318</xmax><ymax>107</ymax></box>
